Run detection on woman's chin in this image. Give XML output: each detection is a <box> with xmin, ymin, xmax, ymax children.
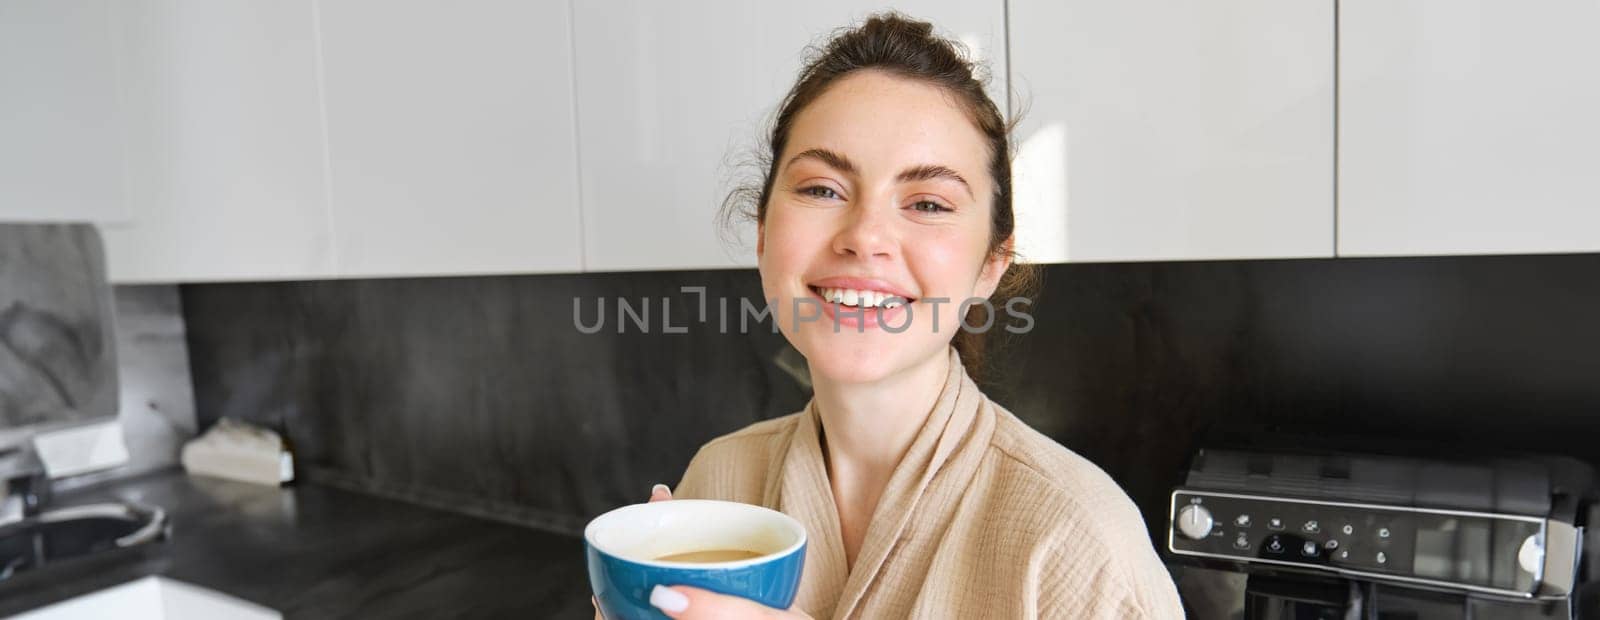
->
<box><xmin>795</xmin><ymin>340</ymin><xmax>916</xmax><ymax>385</ymax></box>
<box><xmin>805</xmin><ymin>356</ymin><xmax>897</xmax><ymax>384</ymax></box>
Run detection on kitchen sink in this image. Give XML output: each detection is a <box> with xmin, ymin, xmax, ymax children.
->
<box><xmin>0</xmin><ymin>502</ymin><xmax>168</xmax><ymax>581</ymax></box>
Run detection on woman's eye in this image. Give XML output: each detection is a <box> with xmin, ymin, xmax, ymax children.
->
<box><xmin>801</xmin><ymin>186</ymin><xmax>839</xmax><ymax>200</ymax></box>
<box><xmin>910</xmin><ymin>200</ymin><xmax>951</xmax><ymax>213</ymax></box>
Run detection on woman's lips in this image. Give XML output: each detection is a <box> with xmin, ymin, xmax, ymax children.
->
<box><xmin>803</xmin><ymin>286</ymin><xmax>912</xmax><ymax>332</ymax></box>
<box><xmin>804</xmin><ymin>276</ymin><xmax>917</xmax><ymax>302</ymax></box>
<box><xmin>810</xmin><ymin>286</ymin><xmax>910</xmax><ymax>308</ymax></box>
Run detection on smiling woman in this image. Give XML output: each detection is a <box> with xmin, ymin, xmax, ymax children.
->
<box><xmin>727</xmin><ymin>17</ymin><xmax>1036</xmax><ymax>387</ymax></box>
<box><xmin>602</xmin><ymin>13</ymin><xmax>1184</xmax><ymax>620</ymax></box>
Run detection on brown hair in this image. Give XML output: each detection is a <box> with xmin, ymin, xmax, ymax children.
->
<box><xmin>723</xmin><ymin>12</ymin><xmax>1039</xmax><ymax>382</ymax></box>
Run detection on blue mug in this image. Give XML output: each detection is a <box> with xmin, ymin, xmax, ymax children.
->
<box><xmin>585</xmin><ymin>499</ymin><xmax>807</xmax><ymax>619</ymax></box>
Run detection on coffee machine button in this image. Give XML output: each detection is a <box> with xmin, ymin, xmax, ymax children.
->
<box><xmin>1337</xmin><ymin>549</ymin><xmax>1351</xmax><ymax>561</ymax></box>
<box><xmin>1234</xmin><ymin>534</ymin><xmax>1251</xmax><ymax>550</ymax></box>
<box><xmin>1175</xmin><ymin>505</ymin><xmax>1215</xmax><ymax>540</ymax></box>
<box><xmin>1518</xmin><ymin>534</ymin><xmax>1543</xmax><ymax>574</ymax></box>
<box><xmin>1324</xmin><ymin>539</ymin><xmax>1339</xmax><ymax>551</ymax></box>
<box><xmin>1235</xmin><ymin>514</ymin><xmax>1252</xmax><ymax>528</ymax></box>
<box><xmin>1341</xmin><ymin>524</ymin><xmax>1354</xmax><ymax>536</ymax></box>
<box><xmin>1301</xmin><ymin>541</ymin><xmax>1319</xmax><ymax>557</ymax></box>
<box><xmin>1377</xmin><ymin>527</ymin><xmax>1391</xmax><ymax>539</ymax></box>
<box><xmin>1266</xmin><ymin>537</ymin><xmax>1285</xmax><ymax>554</ymax></box>
<box><xmin>1302</xmin><ymin>520</ymin><xmax>1321</xmax><ymax>534</ymax></box>
<box><xmin>1376</xmin><ymin>551</ymin><xmax>1388</xmax><ymax>565</ymax></box>
<box><xmin>1267</xmin><ymin>517</ymin><xmax>1284</xmax><ymax>530</ymax></box>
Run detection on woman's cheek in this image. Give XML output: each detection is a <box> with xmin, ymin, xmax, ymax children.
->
<box><xmin>757</xmin><ymin>227</ymin><xmax>811</xmax><ymax>332</ymax></box>
<box><xmin>764</xmin><ymin>215</ymin><xmax>827</xmax><ymax>286</ymax></box>
<box><xmin>910</xmin><ymin>238</ymin><xmax>972</xmax><ymax>294</ymax></box>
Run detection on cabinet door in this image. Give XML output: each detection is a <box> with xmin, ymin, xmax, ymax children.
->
<box><xmin>102</xmin><ymin>0</ymin><xmax>333</xmax><ymax>283</ymax></box>
<box><xmin>1009</xmin><ymin>0</ymin><xmax>1334</xmax><ymax>263</ymax></box>
<box><xmin>1338</xmin><ymin>0</ymin><xmax>1600</xmax><ymax>257</ymax></box>
<box><xmin>0</xmin><ymin>0</ymin><xmax>129</xmax><ymax>224</ymax></box>
<box><xmin>317</xmin><ymin>0</ymin><xmax>582</xmax><ymax>277</ymax></box>
<box><xmin>573</xmin><ymin>2</ymin><xmax>1007</xmax><ymax>272</ymax></box>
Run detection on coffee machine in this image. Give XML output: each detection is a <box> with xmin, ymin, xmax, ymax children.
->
<box><xmin>1164</xmin><ymin>442</ymin><xmax>1598</xmax><ymax>619</ymax></box>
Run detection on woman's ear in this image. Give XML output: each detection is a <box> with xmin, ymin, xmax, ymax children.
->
<box><xmin>974</xmin><ymin>236</ymin><xmax>1013</xmax><ymax>299</ymax></box>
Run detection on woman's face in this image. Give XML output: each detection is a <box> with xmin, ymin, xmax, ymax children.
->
<box><xmin>758</xmin><ymin>70</ymin><xmax>1009</xmax><ymax>384</ymax></box>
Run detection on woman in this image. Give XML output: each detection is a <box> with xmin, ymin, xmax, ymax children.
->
<box><xmin>607</xmin><ymin>13</ymin><xmax>1183</xmax><ymax>619</ymax></box>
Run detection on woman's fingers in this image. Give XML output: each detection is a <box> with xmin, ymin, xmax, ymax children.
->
<box><xmin>649</xmin><ymin>585</ymin><xmax>811</xmax><ymax>620</ymax></box>
<box><xmin>592</xmin><ymin>595</ymin><xmax>604</xmax><ymax>620</ymax></box>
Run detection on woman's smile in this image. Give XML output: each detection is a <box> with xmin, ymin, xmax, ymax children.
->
<box><xmin>802</xmin><ymin>275</ymin><xmax>919</xmax><ymax>331</ymax></box>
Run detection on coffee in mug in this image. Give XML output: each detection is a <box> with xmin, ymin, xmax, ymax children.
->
<box><xmin>654</xmin><ymin>548</ymin><xmax>766</xmax><ymax>563</ymax></box>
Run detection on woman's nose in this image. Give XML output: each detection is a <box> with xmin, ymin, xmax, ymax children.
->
<box><xmin>831</xmin><ymin>201</ymin><xmax>896</xmax><ymax>260</ymax></box>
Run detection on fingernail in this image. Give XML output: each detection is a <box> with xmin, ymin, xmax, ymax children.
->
<box><xmin>650</xmin><ymin>585</ymin><xmax>689</xmax><ymax>613</ymax></box>
<box><xmin>652</xmin><ymin>483</ymin><xmax>671</xmax><ymax>497</ymax></box>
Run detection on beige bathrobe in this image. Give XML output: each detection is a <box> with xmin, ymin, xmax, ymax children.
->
<box><xmin>673</xmin><ymin>348</ymin><xmax>1185</xmax><ymax>618</ymax></box>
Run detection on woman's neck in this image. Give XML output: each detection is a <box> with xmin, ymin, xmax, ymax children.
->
<box><xmin>812</xmin><ymin>349</ymin><xmax>951</xmax><ymax>481</ymax></box>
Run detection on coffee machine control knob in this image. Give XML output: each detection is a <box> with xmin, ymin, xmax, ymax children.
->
<box><xmin>1176</xmin><ymin>505</ymin><xmax>1215</xmax><ymax>540</ymax></box>
<box><xmin>1518</xmin><ymin>534</ymin><xmax>1544</xmax><ymax>574</ymax></box>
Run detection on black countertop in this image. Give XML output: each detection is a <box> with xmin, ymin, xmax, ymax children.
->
<box><xmin>0</xmin><ymin>468</ymin><xmax>593</xmax><ymax>618</ymax></box>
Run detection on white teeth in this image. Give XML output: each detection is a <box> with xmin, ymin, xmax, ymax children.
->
<box><xmin>815</xmin><ymin>287</ymin><xmax>908</xmax><ymax>309</ymax></box>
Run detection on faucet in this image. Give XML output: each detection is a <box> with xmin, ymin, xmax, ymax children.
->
<box><xmin>0</xmin><ymin>443</ymin><xmax>51</xmax><ymax>527</ymax></box>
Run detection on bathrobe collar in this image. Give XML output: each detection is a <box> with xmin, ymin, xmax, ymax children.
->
<box><xmin>766</xmin><ymin>347</ymin><xmax>996</xmax><ymax>618</ymax></box>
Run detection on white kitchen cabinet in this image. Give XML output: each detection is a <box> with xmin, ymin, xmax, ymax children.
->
<box><xmin>1009</xmin><ymin>0</ymin><xmax>1335</xmax><ymax>263</ymax></box>
<box><xmin>572</xmin><ymin>2</ymin><xmax>1007</xmax><ymax>271</ymax></box>
<box><xmin>0</xmin><ymin>0</ymin><xmax>130</xmax><ymax>224</ymax></box>
<box><xmin>1338</xmin><ymin>0</ymin><xmax>1600</xmax><ymax>257</ymax></box>
<box><xmin>316</xmin><ymin>0</ymin><xmax>582</xmax><ymax>277</ymax></box>
<box><xmin>100</xmin><ymin>0</ymin><xmax>334</xmax><ymax>283</ymax></box>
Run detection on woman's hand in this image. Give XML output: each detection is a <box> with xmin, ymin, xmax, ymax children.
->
<box><xmin>593</xmin><ymin>485</ymin><xmax>812</xmax><ymax>620</ymax></box>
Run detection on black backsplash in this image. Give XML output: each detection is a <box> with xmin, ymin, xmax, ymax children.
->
<box><xmin>180</xmin><ymin>253</ymin><xmax>1600</xmax><ymax>537</ymax></box>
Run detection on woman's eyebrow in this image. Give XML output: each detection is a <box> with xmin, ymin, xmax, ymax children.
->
<box><xmin>896</xmin><ymin>164</ymin><xmax>972</xmax><ymax>198</ymax></box>
<box><xmin>787</xmin><ymin>148</ymin><xmax>857</xmax><ymax>175</ymax></box>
